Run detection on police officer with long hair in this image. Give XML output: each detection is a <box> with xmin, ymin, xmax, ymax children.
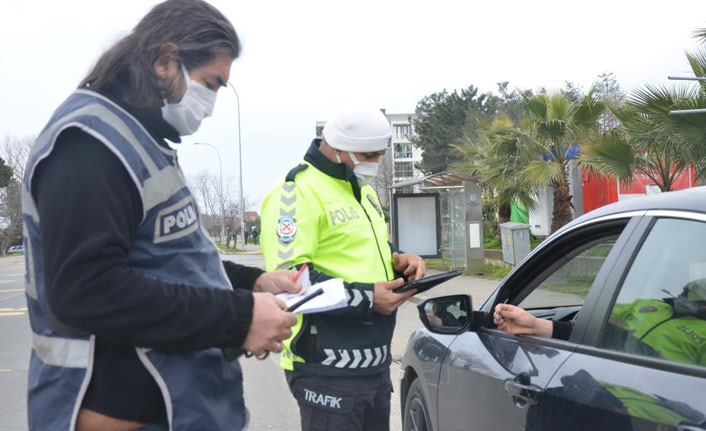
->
<box><xmin>23</xmin><ymin>1</ymin><xmax>298</xmax><ymax>430</ymax></box>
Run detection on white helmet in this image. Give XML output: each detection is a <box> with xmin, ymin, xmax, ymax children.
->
<box><xmin>323</xmin><ymin>105</ymin><xmax>392</xmax><ymax>152</ymax></box>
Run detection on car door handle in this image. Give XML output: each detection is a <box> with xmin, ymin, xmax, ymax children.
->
<box><xmin>504</xmin><ymin>379</ymin><xmax>541</xmax><ymax>406</ymax></box>
<box><xmin>677</xmin><ymin>425</ymin><xmax>706</xmax><ymax>431</ymax></box>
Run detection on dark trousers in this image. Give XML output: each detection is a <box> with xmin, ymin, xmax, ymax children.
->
<box><xmin>285</xmin><ymin>370</ymin><xmax>392</xmax><ymax>431</ymax></box>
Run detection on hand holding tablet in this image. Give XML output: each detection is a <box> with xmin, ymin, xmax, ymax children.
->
<box><xmin>393</xmin><ymin>270</ymin><xmax>462</xmax><ymax>295</ymax></box>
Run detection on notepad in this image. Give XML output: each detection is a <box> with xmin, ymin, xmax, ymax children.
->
<box><xmin>276</xmin><ymin>266</ymin><xmax>348</xmax><ymax>314</ymax></box>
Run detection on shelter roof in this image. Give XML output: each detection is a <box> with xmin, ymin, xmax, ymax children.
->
<box><xmin>389</xmin><ymin>171</ymin><xmax>478</xmax><ymax>190</ymax></box>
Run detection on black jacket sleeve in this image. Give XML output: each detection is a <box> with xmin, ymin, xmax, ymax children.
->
<box><xmin>551</xmin><ymin>320</ymin><xmax>574</xmax><ymax>341</ymax></box>
<box><xmin>33</xmin><ymin>128</ymin><xmax>253</xmax><ymax>351</ymax></box>
<box><xmin>223</xmin><ymin>260</ymin><xmax>263</xmax><ymax>291</ymax></box>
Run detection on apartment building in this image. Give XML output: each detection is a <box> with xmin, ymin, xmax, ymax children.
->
<box><xmin>386</xmin><ymin>112</ymin><xmax>423</xmax><ymax>191</ymax></box>
<box><xmin>315</xmin><ymin>110</ymin><xmax>423</xmax><ymax>195</ymax></box>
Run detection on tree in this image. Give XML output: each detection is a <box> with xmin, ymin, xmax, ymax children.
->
<box><xmin>0</xmin><ymin>158</ymin><xmax>12</xmax><ymax>189</ymax></box>
<box><xmin>189</xmin><ymin>171</ymin><xmax>248</xmax><ymax>245</ymax></box>
<box><xmin>583</xmin><ymin>32</ymin><xmax>706</xmax><ymax>190</ymax></box>
<box><xmin>372</xmin><ymin>148</ymin><xmax>394</xmax><ymax>221</ymax></box>
<box><xmin>0</xmin><ymin>135</ymin><xmax>32</xmax><ymax>253</ymax></box>
<box><xmin>491</xmin><ymin>90</ymin><xmax>605</xmax><ymax>232</ymax></box>
<box><xmin>412</xmin><ymin>86</ymin><xmax>497</xmax><ymax>174</ymax></box>
<box><xmin>491</xmin><ymin>82</ymin><xmax>526</xmax><ymax>124</ymax></box>
<box><xmin>582</xmin><ymin>85</ymin><xmax>706</xmax><ymax>191</ymax></box>
<box><xmin>595</xmin><ymin>72</ymin><xmax>625</xmax><ymax>133</ymax></box>
<box><xmin>191</xmin><ymin>171</ymin><xmax>219</xmax><ymax>235</ymax></box>
<box><xmin>452</xmin><ymin>114</ymin><xmax>539</xmax><ymax>235</ymax></box>
<box><xmin>561</xmin><ymin>81</ymin><xmax>585</xmax><ymax>103</ymax></box>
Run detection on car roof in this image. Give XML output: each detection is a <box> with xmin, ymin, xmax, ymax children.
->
<box><xmin>563</xmin><ymin>186</ymin><xmax>706</xmax><ymax>231</ymax></box>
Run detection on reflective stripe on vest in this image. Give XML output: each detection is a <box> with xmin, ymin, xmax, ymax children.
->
<box><xmin>32</xmin><ymin>333</ymin><xmax>91</xmax><ymax>368</ymax></box>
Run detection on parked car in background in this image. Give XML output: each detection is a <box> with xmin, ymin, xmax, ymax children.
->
<box><xmin>400</xmin><ymin>186</ymin><xmax>706</xmax><ymax>431</ymax></box>
<box><xmin>7</xmin><ymin>245</ymin><xmax>24</xmax><ymax>254</ymax></box>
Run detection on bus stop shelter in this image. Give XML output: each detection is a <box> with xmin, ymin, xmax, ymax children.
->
<box><xmin>388</xmin><ymin>172</ymin><xmax>483</xmax><ymax>273</ymax></box>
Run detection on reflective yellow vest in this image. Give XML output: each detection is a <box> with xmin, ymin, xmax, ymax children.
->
<box><xmin>261</xmin><ymin>142</ymin><xmax>395</xmax><ymax>376</ymax></box>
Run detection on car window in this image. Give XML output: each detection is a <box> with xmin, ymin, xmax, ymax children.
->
<box><xmin>518</xmin><ymin>239</ymin><xmax>616</xmax><ymax>311</ymax></box>
<box><xmin>598</xmin><ymin>217</ymin><xmax>706</xmax><ymax>368</ymax></box>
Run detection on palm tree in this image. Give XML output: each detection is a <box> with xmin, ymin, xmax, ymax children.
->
<box><xmin>582</xmin><ymin>85</ymin><xmax>706</xmax><ymax>191</ymax></box>
<box><xmin>452</xmin><ymin>114</ymin><xmax>539</xmax><ymax>233</ymax></box>
<box><xmin>583</xmin><ymin>30</ymin><xmax>706</xmax><ymax>191</ymax></box>
<box><xmin>497</xmin><ymin>91</ymin><xmax>605</xmax><ymax>232</ymax></box>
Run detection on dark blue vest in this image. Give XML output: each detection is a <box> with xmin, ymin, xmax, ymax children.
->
<box><xmin>23</xmin><ymin>90</ymin><xmax>247</xmax><ymax>430</ymax></box>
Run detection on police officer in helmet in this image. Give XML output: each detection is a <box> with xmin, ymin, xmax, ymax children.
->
<box><xmin>261</xmin><ymin>105</ymin><xmax>426</xmax><ymax>431</ymax></box>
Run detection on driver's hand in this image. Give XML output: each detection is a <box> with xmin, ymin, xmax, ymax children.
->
<box><xmin>493</xmin><ymin>304</ymin><xmax>553</xmax><ymax>338</ymax></box>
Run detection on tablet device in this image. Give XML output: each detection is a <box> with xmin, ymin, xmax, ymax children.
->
<box><xmin>393</xmin><ymin>270</ymin><xmax>462</xmax><ymax>294</ymax></box>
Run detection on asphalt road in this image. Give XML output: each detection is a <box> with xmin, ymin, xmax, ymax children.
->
<box><xmin>0</xmin><ymin>256</ymin><xmax>31</xmax><ymax>431</ymax></box>
<box><xmin>238</xmin><ymin>292</ymin><xmax>420</xmax><ymax>431</ymax></box>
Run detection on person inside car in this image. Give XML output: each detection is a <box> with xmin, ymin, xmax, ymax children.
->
<box><xmin>493</xmin><ymin>279</ymin><xmax>706</xmax><ymax>366</ymax></box>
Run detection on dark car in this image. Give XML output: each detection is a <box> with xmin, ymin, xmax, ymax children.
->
<box><xmin>400</xmin><ymin>187</ymin><xmax>706</xmax><ymax>431</ymax></box>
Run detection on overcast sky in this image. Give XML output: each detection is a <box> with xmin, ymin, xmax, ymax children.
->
<box><xmin>2</xmin><ymin>0</ymin><xmax>706</xmax><ymax>209</ymax></box>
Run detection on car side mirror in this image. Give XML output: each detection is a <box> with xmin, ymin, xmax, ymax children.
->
<box><xmin>417</xmin><ymin>295</ymin><xmax>473</xmax><ymax>335</ymax></box>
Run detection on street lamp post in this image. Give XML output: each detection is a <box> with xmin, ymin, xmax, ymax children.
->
<box><xmin>227</xmin><ymin>82</ymin><xmax>246</xmax><ymax>249</ymax></box>
<box><xmin>195</xmin><ymin>142</ymin><xmax>226</xmax><ymax>245</ymax></box>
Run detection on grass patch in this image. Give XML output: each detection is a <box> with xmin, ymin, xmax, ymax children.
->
<box><xmin>537</xmin><ymin>282</ymin><xmax>591</xmax><ymax>297</ymax></box>
<box><xmin>216</xmin><ymin>243</ymin><xmax>243</xmax><ymax>253</ymax></box>
<box><xmin>423</xmin><ymin>258</ymin><xmax>513</xmax><ymax>280</ymax></box>
<box><xmin>530</xmin><ymin>237</ymin><xmax>542</xmax><ymax>250</ymax></box>
<box><xmin>537</xmin><ymin>271</ymin><xmax>595</xmax><ymax>298</ymax></box>
<box><xmin>482</xmin><ymin>263</ymin><xmax>512</xmax><ymax>279</ymax></box>
<box><xmin>484</xmin><ymin>235</ymin><xmax>543</xmax><ymax>250</ymax></box>
<box><xmin>424</xmin><ymin>258</ymin><xmax>445</xmax><ymax>271</ymax></box>
<box><xmin>580</xmin><ymin>243</ymin><xmax>613</xmax><ymax>258</ymax></box>
<box><xmin>484</xmin><ymin>236</ymin><xmax>502</xmax><ymax>250</ymax></box>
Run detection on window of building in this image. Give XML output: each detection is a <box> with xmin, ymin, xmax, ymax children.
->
<box><xmin>394</xmin><ymin>143</ymin><xmax>413</xmax><ymax>159</ymax></box>
<box><xmin>394</xmin><ymin>161</ymin><xmax>414</xmax><ymax>179</ymax></box>
<box><xmin>394</xmin><ymin>124</ymin><xmax>411</xmax><ymax>141</ymax></box>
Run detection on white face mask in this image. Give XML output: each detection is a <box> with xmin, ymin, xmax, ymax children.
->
<box><xmin>348</xmin><ymin>152</ymin><xmax>379</xmax><ymax>186</ymax></box>
<box><xmin>161</xmin><ymin>64</ymin><xmax>217</xmax><ymax>136</ymax></box>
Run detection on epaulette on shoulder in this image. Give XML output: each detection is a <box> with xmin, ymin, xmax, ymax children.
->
<box><xmin>285</xmin><ymin>163</ymin><xmax>308</xmax><ymax>182</ymax></box>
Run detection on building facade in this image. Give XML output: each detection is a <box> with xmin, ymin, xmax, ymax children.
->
<box><xmin>386</xmin><ymin>112</ymin><xmax>423</xmax><ymax>190</ymax></box>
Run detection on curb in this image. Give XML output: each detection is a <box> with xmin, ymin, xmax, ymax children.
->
<box><xmin>217</xmin><ymin>250</ymin><xmax>263</xmax><ymax>255</ymax></box>
<box><xmin>406</xmin><ymin>294</ymin><xmax>427</xmax><ymax>305</ymax></box>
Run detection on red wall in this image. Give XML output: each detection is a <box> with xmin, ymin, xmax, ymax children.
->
<box><xmin>582</xmin><ymin>172</ymin><xmax>618</xmax><ymax>213</ymax></box>
<box><xmin>582</xmin><ymin>168</ymin><xmax>696</xmax><ymax>214</ymax></box>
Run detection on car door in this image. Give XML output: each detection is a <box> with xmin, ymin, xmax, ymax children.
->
<box><xmin>540</xmin><ymin>211</ymin><xmax>706</xmax><ymax>431</ymax></box>
<box><xmin>435</xmin><ymin>214</ymin><xmax>644</xmax><ymax>431</ymax></box>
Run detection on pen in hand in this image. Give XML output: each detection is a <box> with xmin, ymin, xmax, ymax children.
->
<box><xmin>293</xmin><ymin>264</ymin><xmax>307</xmax><ymax>283</ymax></box>
<box><xmin>286</xmin><ymin>287</ymin><xmax>323</xmax><ymax>312</ymax></box>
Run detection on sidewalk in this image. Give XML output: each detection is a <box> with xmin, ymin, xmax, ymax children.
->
<box><xmin>409</xmin><ymin>269</ymin><xmax>500</xmax><ymax>307</ymax></box>
<box><xmin>218</xmin><ymin>243</ymin><xmax>262</xmax><ymax>255</ymax></box>
<box><xmin>241</xmin><ymin>244</ymin><xmax>262</xmax><ymax>253</ymax></box>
